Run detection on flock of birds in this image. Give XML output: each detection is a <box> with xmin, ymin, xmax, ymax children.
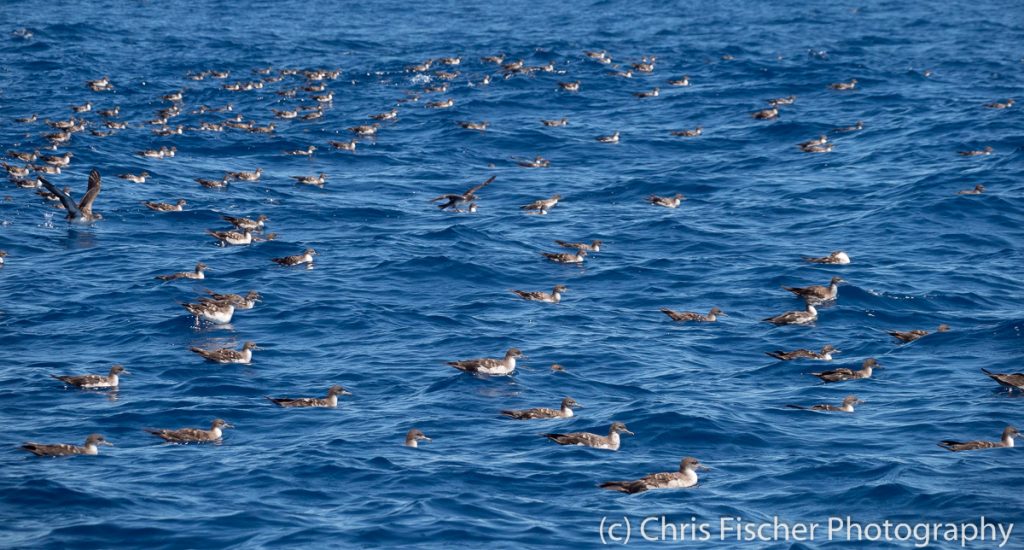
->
<box><xmin>3</xmin><ymin>47</ymin><xmax>1020</xmax><ymax>493</ymax></box>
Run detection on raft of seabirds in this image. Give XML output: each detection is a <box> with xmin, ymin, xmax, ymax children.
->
<box><xmin>3</xmin><ymin>49</ymin><xmax>1018</xmax><ymax>495</ymax></box>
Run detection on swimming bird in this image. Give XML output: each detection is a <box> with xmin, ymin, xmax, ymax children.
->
<box><xmin>268</xmin><ymin>385</ymin><xmax>352</xmax><ymax>408</ymax></box>
<box><xmin>223</xmin><ymin>215</ymin><xmax>268</xmax><ymax>232</ymax></box>
<box><xmin>0</xmin><ymin>251</ymin><xmax>6</xmax><ymax>266</ymax></box>
<box><xmin>202</xmin><ymin>290</ymin><xmax>261</xmax><ymax>309</ymax></box>
<box><xmin>447</xmin><ymin>348</ymin><xmax>524</xmax><ymax>376</ymax></box>
<box><xmin>227</xmin><ymin>168</ymin><xmax>263</xmax><ymax>181</ymax></box>
<box><xmin>784</xmin><ymin>276</ymin><xmax>844</xmax><ymax>303</ymax></box>
<box><xmin>984</xmin><ymin>99</ymin><xmax>1014</xmax><ymax>109</ymax></box>
<box><xmin>147</xmin><ymin>419</ymin><xmax>232</xmax><ymax>444</ymax></box>
<box><xmin>3</xmin><ymin>163</ymin><xmax>31</xmax><ymax>177</ymax></box>
<box><xmin>660</xmin><ymin>307</ymin><xmax>725</xmax><ymax>322</ymax></box>
<box><xmin>22</xmin><ymin>434</ymin><xmax>112</xmax><ymax>457</ymax></box>
<box><xmin>752</xmin><ymin>107</ymin><xmax>779</xmax><ymax>120</ymax></box>
<box><xmin>671</xmin><ymin>126</ymin><xmax>702</xmax><ymax>137</ymax></box>
<box><xmin>190</xmin><ymin>342</ymin><xmax>258</xmax><ymax>364</ymax></box>
<box><xmin>647</xmin><ymin>193</ymin><xmax>685</xmax><ymax>208</ymax></box>
<box><xmin>596</xmin><ymin>131</ymin><xmax>620</xmax><ymax>143</ymax></box>
<box><xmin>957</xmin><ymin>184</ymin><xmax>985</xmax><ymax>195</ymax></box>
<box><xmin>512</xmin><ymin>285</ymin><xmax>567</xmax><ymax>303</ymax></box>
<box><xmin>634</xmin><ymin>87</ymin><xmax>660</xmax><ymax>98</ymax></box>
<box><xmin>207</xmin><ymin>228</ymin><xmax>253</xmax><ymax>246</ymax></box>
<box><xmin>803</xmin><ymin>250</ymin><xmax>850</xmax><ymax>264</ymax></box>
<box><xmin>426</xmin><ymin>98</ymin><xmax>454</xmax><ymax>109</ymax></box>
<box><xmin>285</xmin><ymin>145</ymin><xmax>317</xmax><ymax>156</ymax></box>
<box><xmin>767</xmin><ymin>95</ymin><xmax>796</xmax><ymax>106</ymax></box>
<box><xmin>329</xmin><ymin>139</ymin><xmax>357</xmax><ymax>151</ymax></box>
<box><xmin>349</xmin><ymin>124</ymin><xmax>380</xmax><ymax>136</ymax></box>
<box><xmin>939</xmin><ymin>426</ymin><xmax>1019</xmax><ymax>452</ymax></box>
<box><xmin>766</xmin><ymin>344</ymin><xmax>838</xmax><ymax>361</ymax></box>
<box><xmin>542</xmin><ymin>249</ymin><xmax>587</xmax><ymax>264</ymax></box>
<box><xmin>669</xmin><ymin>76</ymin><xmax>690</xmax><ymax>86</ymax></box>
<box><xmin>798</xmin><ymin>135</ymin><xmax>829</xmax><ymax>150</ymax></box>
<box><xmin>272</xmin><ymin>248</ymin><xmax>317</xmax><ymax>266</ymax></box>
<box><xmin>981</xmin><ymin>368</ymin><xmax>1024</xmax><ymax>392</ymax></box>
<box><xmin>52</xmin><ymin>364</ymin><xmax>128</xmax><ymax>389</ymax></box>
<box><xmin>833</xmin><ymin>121</ymin><xmax>864</xmax><ymax>132</ymax></box>
<box><xmin>516</xmin><ymin>155</ymin><xmax>550</xmax><ymax>168</ymax></box>
<box><xmin>15</xmin><ymin>114</ymin><xmax>38</xmax><ymax>123</ymax></box>
<box><xmin>763</xmin><ymin>303</ymin><xmax>817</xmax><ymax>325</ymax></box>
<box><xmin>196</xmin><ymin>177</ymin><xmax>229</xmax><ymax>189</ymax></box>
<box><xmin>542</xmin><ymin>118</ymin><xmax>568</xmax><ymax>127</ymax></box>
<box><xmin>291</xmin><ymin>173</ymin><xmax>327</xmax><ymax>186</ymax></box>
<box><xmin>156</xmin><ymin>262</ymin><xmax>208</xmax><ymax>281</ymax></box>
<box><xmin>632</xmin><ymin>57</ymin><xmax>656</xmax><ymax>73</ymax></box>
<box><xmin>958</xmin><ymin>146</ymin><xmax>993</xmax><ymax>156</ymax></box>
<box><xmin>458</xmin><ymin>121</ymin><xmax>488</xmax><ymax>131</ymax></box>
<box><xmin>829</xmin><ymin>79</ymin><xmax>857</xmax><ymax>90</ymax></box>
<box><xmin>38</xmin><ymin>170</ymin><xmax>102</xmax><ymax>222</ymax></box>
<box><xmin>555</xmin><ymin>239</ymin><xmax>601</xmax><ymax>252</ymax></box>
<box><xmin>97</xmin><ymin>106</ymin><xmax>120</xmax><ymax>117</ymax></box>
<box><xmin>521</xmin><ymin>194</ymin><xmax>561</xmax><ymax>215</ymax></box>
<box><xmin>8</xmin><ymin>150</ymin><xmax>38</xmax><ymax>162</ymax></box>
<box><xmin>545</xmin><ymin>422</ymin><xmax>633</xmax><ymax>451</ymax></box>
<box><xmin>405</xmin><ymin>429</ymin><xmax>431</xmax><ymax>448</ymax></box>
<box><xmin>558</xmin><ymin>81</ymin><xmax>580</xmax><ymax>92</ymax></box>
<box><xmin>502</xmin><ymin>397</ymin><xmax>580</xmax><ymax>419</ymax></box>
<box><xmin>888</xmin><ymin>324</ymin><xmax>949</xmax><ymax>343</ymax></box>
<box><xmin>601</xmin><ymin>457</ymin><xmax>708</xmax><ymax>493</ymax></box>
<box><xmin>369</xmin><ymin>108</ymin><xmax>398</xmax><ymax>121</ymax></box>
<box><xmin>802</xmin><ymin>142</ymin><xmax>834</xmax><ymax>153</ymax></box>
<box><xmin>430</xmin><ymin>175</ymin><xmax>495</xmax><ymax>211</ymax></box>
<box><xmin>810</xmin><ymin>358</ymin><xmax>880</xmax><ymax>383</ymax></box>
<box><xmin>119</xmin><ymin>171</ymin><xmax>150</xmax><ymax>183</ymax></box>
<box><xmin>182</xmin><ymin>300</ymin><xmax>235</xmax><ymax>324</ymax></box>
<box><xmin>786</xmin><ymin>395</ymin><xmax>862</xmax><ymax>413</ymax></box>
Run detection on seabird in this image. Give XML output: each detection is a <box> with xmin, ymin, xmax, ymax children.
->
<box><xmin>430</xmin><ymin>175</ymin><xmax>495</xmax><ymax>211</ymax></box>
<box><xmin>752</xmin><ymin>107</ymin><xmax>779</xmax><ymax>120</ymax></box>
<box><xmin>119</xmin><ymin>171</ymin><xmax>150</xmax><ymax>184</ymax></box>
<box><xmin>15</xmin><ymin>114</ymin><xmax>38</xmax><ymax>123</ymax></box>
<box><xmin>542</xmin><ymin>118</ymin><xmax>568</xmax><ymax>127</ymax></box>
<box><xmin>268</xmin><ymin>385</ymin><xmax>352</xmax><ymax>408</ymax></box>
<box><xmin>447</xmin><ymin>348</ymin><xmax>524</xmax><ymax>376</ymax></box>
<box><xmin>888</xmin><ymin>324</ymin><xmax>950</xmax><ymax>343</ymax></box>
<box><xmin>671</xmin><ymin>126</ymin><xmax>702</xmax><ymax>137</ymax></box>
<box><xmin>610</xmin><ymin>69</ymin><xmax>633</xmax><ymax>78</ymax></box>
<box><xmin>144</xmin><ymin>199</ymin><xmax>186</xmax><ymax>212</ymax></box>
<box><xmin>52</xmin><ymin>364</ymin><xmax>128</xmax><ymax>389</ymax></box>
<box><xmin>596</xmin><ymin>131</ymin><xmax>620</xmax><ymax>143</ymax></box>
<box><xmin>481</xmin><ymin>54</ymin><xmax>505</xmax><ymax>64</ymax></box>
<box><xmin>521</xmin><ymin>194</ymin><xmax>561</xmax><ymax>215</ymax></box>
<box><xmin>156</xmin><ymin>262</ymin><xmax>208</xmax><ymax>281</ymax></box>
<box><xmin>940</xmin><ymin>426</ymin><xmax>1019</xmax><ymax>452</ymax></box>
<box><xmin>147</xmin><ymin>419</ymin><xmax>233</xmax><ymax>444</ymax></box>
<box><xmin>512</xmin><ymin>285</ymin><xmax>567</xmax><ymax>303</ymax></box>
<box><xmin>833</xmin><ymin>121</ymin><xmax>864</xmax><ymax>132</ymax></box>
<box><xmin>190</xmin><ymin>342</ymin><xmax>258</xmax><ymax>364</ymax></box>
<box><xmin>38</xmin><ymin>170</ymin><xmax>102</xmax><ymax>222</ymax></box>
<box><xmin>766</xmin><ymin>344</ymin><xmax>838</xmax><ymax>361</ymax></box>
<box><xmin>458</xmin><ymin>121</ymin><xmax>488</xmax><ymax>131</ymax></box>
<box><xmin>981</xmin><ymin>368</ymin><xmax>1024</xmax><ymax>392</ymax></box>
<box><xmin>515</xmin><ymin>155</ymin><xmax>550</xmax><ymax>168</ymax></box>
<box><xmin>285</xmin><ymin>145</ymin><xmax>317</xmax><ymax>156</ymax></box>
<box><xmin>984</xmin><ymin>99</ymin><xmax>1014</xmax><ymax>109</ymax></box>
<box><xmin>207</xmin><ymin>228</ymin><xmax>253</xmax><ymax>246</ymax></box>
<box><xmin>426</xmin><ymin>98</ymin><xmax>454</xmax><ymax>109</ymax></box>
<box><xmin>810</xmin><ymin>358</ymin><xmax>880</xmax><ymax>383</ymax></box>
<box><xmin>798</xmin><ymin>135</ymin><xmax>829</xmax><ymax>149</ymax></box>
<box><xmin>767</xmin><ymin>96</ymin><xmax>796</xmax><ymax>106</ymax></box>
<box><xmin>660</xmin><ymin>307</ymin><xmax>725</xmax><ymax>322</ymax></box>
<box><xmin>97</xmin><ymin>106</ymin><xmax>120</xmax><ymax>117</ymax></box>
<box><xmin>329</xmin><ymin>139</ymin><xmax>357</xmax><ymax>151</ymax></box>
<box><xmin>8</xmin><ymin>150</ymin><xmax>39</xmax><ymax>162</ymax></box>
<box><xmin>202</xmin><ymin>290</ymin><xmax>261</xmax><ymax>309</ymax></box>
<box><xmin>668</xmin><ymin>76</ymin><xmax>690</xmax><ymax>86</ymax></box>
<box><xmin>634</xmin><ymin>87</ymin><xmax>660</xmax><ymax>98</ymax></box>
<box><xmin>3</xmin><ymin>163</ymin><xmax>31</xmax><ymax>177</ymax></box>
<box><xmin>291</xmin><ymin>173</ymin><xmax>327</xmax><ymax>186</ymax></box>
<box><xmin>502</xmin><ymin>397</ymin><xmax>580</xmax><ymax>419</ymax></box>
<box><xmin>369</xmin><ymin>108</ymin><xmax>398</xmax><ymax>121</ymax></box>
<box><xmin>787</xmin><ymin>395</ymin><xmax>862</xmax><ymax>413</ymax></box>
<box><xmin>272</xmin><ymin>248</ymin><xmax>317</xmax><ymax>266</ymax></box>
<box><xmin>196</xmin><ymin>177</ymin><xmax>229</xmax><ymax>189</ymax></box>
<box><xmin>542</xmin><ymin>249</ymin><xmax>587</xmax><ymax>264</ymax></box>
<box><xmin>222</xmin><ymin>215</ymin><xmax>268</xmax><ymax>232</ymax></box>
<box><xmin>0</xmin><ymin>251</ymin><xmax>6</xmax><ymax>266</ymax></box>
<box><xmin>182</xmin><ymin>300</ymin><xmax>236</xmax><ymax>324</ymax></box>
<box><xmin>784</xmin><ymin>276</ymin><xmax>845</xmax><ymax>303</ymax></box>
<box><xmin>405</xmin><ymin>429</ymin><xmax>431</xmax><ymax>448</ymax></box>
<box><xmin>632</xmin><ymin>57</ymin><xmax>656</xmax><ymax>73</ymax></box>
<box><xmin>601</xmin><ymin>457</ymin><xmax>708</xmax><ymax>493</ymax></box>
<box><xmin>544</xmin><ymin>422</ymin><xmax>633</xmax><ymax>451</ymax></box>
<box><xmin>555</xmin><ymin>239</ymin><xmax>601</xmax><ymax>252</ymax></box>
<box><xmin>763</xmin><ymin>303</ymin><xmax>817</xmax><ymax>325</ymax></box>
<box><xmin>22</xmin><ymin>434</ymin><xmax>112</xmax><ymax>457</ymax></box>
<box><xmin>802</xmin><ymin>142</ymin><xmax>834</xmax><ymax>153</ymax></box>
<box><xmin>830</xmin><ymin>79</ymin><xmax>858</xmax><ymax>90</ymax></box>
<box><xmin>957</xmin><ymin>184</ymin><xmax>985</xmax><ymax>195</ymax></box>
<box><xmin>348</xmin><ymin>124</ymin><xmax>380</xmax><ymax>136</ymax></box>
<box><xmin>803</xmin><ymin>250</ymin><xmax>850</xmax><ymax>264</ymax></box>
<box><xmin>647</xmin><ymin>193</ymin><xmax>685</xmax><ymax>208</ymax></box>
<box><xmin>551</xmin><ymin>364</ymin><xmax>566</xmax><ymax>372</ymax></box>
<box><xmin>958</xmin><ymin>146</ymin><xmax>993</xmax><ymax>157</ymax></box>
<box><xmin>557</xmin><ymin>81</ymin><xmax>580</xmax><ymax>92</ymax></box>
<box><xmin>584</xmin><ymin>50</ymin><xmax>608</xmax><ymax>60</ymax></box>
<box><xmin>227</xmin><ymin>168</ymin><xmax>263</xmax><ymax>181</ymax></box>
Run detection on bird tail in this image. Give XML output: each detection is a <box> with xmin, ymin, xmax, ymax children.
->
<box><xmin>766</xmin><ymin>351</ymin><xmax>785</xmax><ymax>360</ymax></box>
<box><xmin>938</xmin><ymin>441</ymin><xmax>959</xmax><ymax>451</ymax></box>
<box><xmin>600</xmin><ymin>481</ymin><xmax>646</xmax><ymax>494</ymax></box>
<box><xmin>785</xmin><ymin>404</ymin><xmax>807</xmax><ymax>410</ymax></box>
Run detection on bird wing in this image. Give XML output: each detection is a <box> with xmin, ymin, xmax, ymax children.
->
<box><xmin>38</xmin><ymin>176</ymin><xmax>80</xmax><ymax>217</ymax></box>
<box><xmin>148</xmin><ymin>428</ymin><xmax>213</xmax><ymax>443</ymax></box>
<box><xmin>22</xmin><ymin>443</ymin><xmax>80</xmax><ymax>456</ymax></box>
<box><xmin>545</xmin><ymin>431</ymin><xmax>602</xmax><ymax>446</ymax></box>
<box><xmin>463</xmin><ymin>175</ymin><xmax>496</xmax><ymax>196</ymax></box>
<box><xmin>52</xmin><ymin>373</ymin><xmax>104</xmax><ymax>386</ymax></box>
<box><xmin>447</xmin><ymin>358</ymin><xmax>498</xmax><ymax>372</ymax></box>
<box><xmin>78</xmin><ymin>169</ymin><xmax>101</xmax><ymax>215</ymax></box>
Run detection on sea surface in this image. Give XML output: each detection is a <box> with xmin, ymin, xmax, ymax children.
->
<box><xmin>1</xmin><ymin>0</ymin><xmax>1023</xmax><ymax>548</ymax></box>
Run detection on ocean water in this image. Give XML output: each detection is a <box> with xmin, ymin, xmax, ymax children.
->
<box><xmin>1</xmin><ymin>0</ymin><xmax>1023</xmax><ymax>548</ymax></box>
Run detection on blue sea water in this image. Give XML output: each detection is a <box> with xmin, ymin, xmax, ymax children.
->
<box><xmin>1</xmin><ymin>0</ymin><xmax>1023</xmax><ymax>548</ymax></box>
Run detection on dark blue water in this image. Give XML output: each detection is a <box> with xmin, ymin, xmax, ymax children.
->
<box><xmin>1</xmin><ymin>0</ymin><xmax>1023</xmax><ymax>548</ymax></box>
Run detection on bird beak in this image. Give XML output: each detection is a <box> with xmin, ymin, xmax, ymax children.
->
<box><xmin>341</xmin><ymin>390</ymin><xmax>353</xmax><ymax>396</ymax></box>
<box><xmin>103</xmin><ymin>441</ymin><xmax>114</xmax><ymax>447</ymax></box>
<box><xmin>421</xmin><ymin>436</ymin><xmax>432</xmax><ymax>442</ymax></box>
<box><xmin>224</xmin><ymin>423</ymin><xmax>235</xmax><ymax>428</ymax></box>
<box><xmin>122</xmin><ymin>370</ymin><xmax>131</xmax><ymax>375</ymax></box>
<box><xmin>699</xmin><ymin>465</ymin><xmax>711</xmax><ymax>471</ymax></box>
<box><xmin>624</xmin><ymin>429</ymin><xmax>635</xmax><ymax>436</ymax></box>
<box><xmin>574</xmin><ymin>403</ymin><xmax>584</xmax><ymax>408</ymax></box>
